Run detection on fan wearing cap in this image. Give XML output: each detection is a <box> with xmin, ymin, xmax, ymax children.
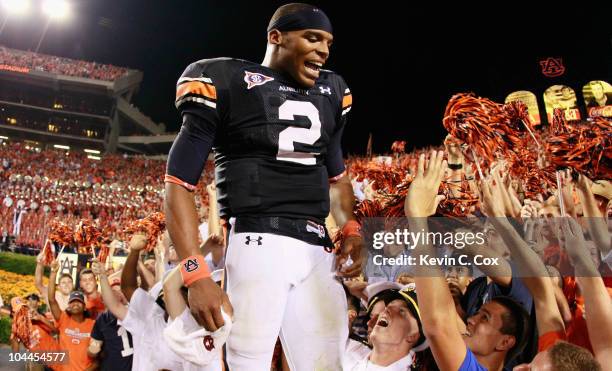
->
<box><xmin>165</xmin><ymin>2</ymin><xmax>361</xmax><ymax>370</ymax></box>
<box><xmin>349</xmin><ymin>288</ymin><xmax>426</xmax><ymax>370</ymax></box>
<box><xmin>404</xmin><ymin>151</ymin><xmax>530</xmax><ymax>371</ymax></box>
<box><xmin>49</xmin><ymin>260</ymin><xmax>96</xmax><ymax>371</ymax></box>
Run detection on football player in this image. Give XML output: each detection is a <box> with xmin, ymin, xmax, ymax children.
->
<box><xmin>164</xmin><ymin>3</ymin><xmax>363</xmax><ymax>370</ymax></box>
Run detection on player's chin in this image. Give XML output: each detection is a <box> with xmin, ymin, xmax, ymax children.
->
<box><xmin>296</xmin><ymin>69</ymin><xmax>318</xmax><ymax>88</ymax></box>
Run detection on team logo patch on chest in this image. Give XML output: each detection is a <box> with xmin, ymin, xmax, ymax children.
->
<box><xmin>203</xmin><ymin>335</ymin><xmax>215</xmax><ymax>351</ymax></box>
<box><xmin>244</xmin><ymin>71</ymin><xmax>274</xmax><ymax>89</ymax></box>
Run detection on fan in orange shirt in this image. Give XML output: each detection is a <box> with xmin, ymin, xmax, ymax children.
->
<box><xmin>49</xmin><ymin>261</ymin><xmax>97</xmax><ymax>371</ymax></box>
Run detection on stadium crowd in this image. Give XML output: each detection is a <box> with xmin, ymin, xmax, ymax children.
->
<box><xmin>0</xmin><ymin>141</ymin><xmax>215</xmax><ymax>251</ymax></box>
<box><xmin>1</xmin><ymin>111</ymin><xmax>610</xmax><ymax>370</ymax></box>
<box><xmin>0</xmin><ymin>45</ymin><xmax>129</xmax><ymax>82</ymax></box>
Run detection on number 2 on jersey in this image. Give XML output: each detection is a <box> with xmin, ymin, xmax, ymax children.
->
<box><xmin>277</xmin><ymin>100</ymin><xmax>321</xmax><ymax>165</ymax></box>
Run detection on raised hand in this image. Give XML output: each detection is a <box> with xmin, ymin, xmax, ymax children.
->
<box><xmin>404</xmin><ymin>150</ymin><xmax>447</xmax><ymax>217</ymax></box>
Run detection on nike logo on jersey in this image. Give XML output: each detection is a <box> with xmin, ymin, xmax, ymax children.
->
<box><xmin>245</xmin><ymin>235</ymin><xmax>263</xmax><ymax>246</ymax></box>
<box><xmin>244</xmin><ymin>71</ymin><xmax>274</xmax><ymax>89</ymax></box>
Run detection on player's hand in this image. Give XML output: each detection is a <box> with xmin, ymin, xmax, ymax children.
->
<box><xmin>188</xmin><ymin>278</ymin><xmax>233</xmax><ymax>331</ymax></box>
<box><xmin>335</xmin><ymin>235</ymin><xmax>365</xmax><ymax>278</ymax></box>
<box><xmin>128</xmin><ymin>233</ymin><xmax>147</xmax><ymax>252</ymax></box>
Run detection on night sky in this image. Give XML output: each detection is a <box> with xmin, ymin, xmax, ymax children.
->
<box><xmin>1</xmin><ymin>1</ymin><xmax>611</xmax><ymax>154</ymax></box>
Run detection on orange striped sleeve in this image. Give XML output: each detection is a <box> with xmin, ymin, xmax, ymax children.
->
<box><xmin>176</xmin><ymin>81</ymin><xmax>217</xmax><ymax>101</ymax></box>
<box><xmin>342</xmin><ymin>94</ymin><xmax>353</xmax><ymax>109</ymax></box>
<box><xmin>164</xmin><ymin>174</ymin><xmax>197</xmax><ymax>192</ymax></box>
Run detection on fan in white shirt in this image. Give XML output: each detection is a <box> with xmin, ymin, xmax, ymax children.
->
<box><xmin>350</xmin><ymin>288</ymin><xmax>426</xmax><ymax>371</ymax></box>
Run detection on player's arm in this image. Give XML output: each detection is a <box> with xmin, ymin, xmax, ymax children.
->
<box><xmin>406</xmin><ymin>151</ymin><xmax>469</xmax><ymax>371</ymax></box>
<box><xmin>328</xmin><ymin>84</ymin><xmax>364</xmax><ymax>277</ymax></box>
<box><xmin>165</xmin><ymin>62</ymin><xmax>232</xmax><ymax>331</ymax></box>
<box><xmin>47</xmin><ymin>260</ymin><xmax>62</xmax><ymax>321</ymax></box>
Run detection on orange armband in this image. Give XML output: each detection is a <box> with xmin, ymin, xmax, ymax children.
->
<box><xmin>179</xmin><ymin>255</ymin><xmax>211</xmax><ymax>287</ymax></box>
<box><xmin>342</xmin><ymin>220</ymin><xmax>361</xmax><ymax>238</ymax></box>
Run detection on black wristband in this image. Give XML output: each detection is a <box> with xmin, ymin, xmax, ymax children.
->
<box><xmin>448</xmin><ymin>163</ymin><xmax>463</xmax><ymax>170</ymax></box>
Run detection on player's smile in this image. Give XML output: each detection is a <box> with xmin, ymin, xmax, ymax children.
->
<box><xmin>283</xmin><ymin>29</ymin><xmax>332</xmax><ymax>87</ymax></box>
<box><xmin>304</xmin><ymin>60</ymin><xmax>323</xmax><ymax>78</ymax></box>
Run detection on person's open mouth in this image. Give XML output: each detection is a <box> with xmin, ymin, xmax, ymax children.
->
<box><xmin>304</xmin><ymin>61</ymin><xmax>322</xmax><ymax>76</ymax></box>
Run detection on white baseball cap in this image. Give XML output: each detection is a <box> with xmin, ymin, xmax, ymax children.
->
<box><xmin>163</xmin><ymin>307</ymin><xmax>232</xmax><ymax>366</ymax></box>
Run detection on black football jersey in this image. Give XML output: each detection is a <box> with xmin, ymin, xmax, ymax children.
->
<box><xmin>91</xmin><ymin>311</ymin><xmax>133</xmax><ymax>371</ymax></box>
<box><xmin>171</xmin><ymin>58</ymin><xmax>352</xmax><ymax>223</ymax></box>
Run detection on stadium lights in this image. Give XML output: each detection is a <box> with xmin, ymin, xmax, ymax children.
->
<box><xmin>36</xmin><ymin>0</ymin><xmax>70</xmax><ymax>52</ymax></box>
<box><xmin>42</xmin><ymin>0</ymin><xmax>70</xmax><ymax>20</ymax></box>
<box><xmin>0</xmin><ymin>135</ymin><xmax>8</xmax><ymax>140</ymax></box>
<box><xmin>84</xmin><ymin>149</ymin><xmax>100</xmax><ymax>154</ymax></box>
<box><xmin>53</xmin><ymin>144</ymin><xmax>70</xmax><ymax>150</ymax></box>
<box><xmin>87</xmin><ymin>155</ymin><xmax>101</xmax><ymax>161</ymax></box>
<box><xmin>1</xmin><ymin>0</ymin><xmax>30</xmax><ymax>15</ymax></box>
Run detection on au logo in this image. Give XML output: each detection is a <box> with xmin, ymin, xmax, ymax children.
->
<box><xmin>184</xmin><ymin>258</ymin><xmax>199</xmax><ymax>272</ymax></box>
<box><xmin>539</xmin><ymin>57</ymin><xmax>565</xmax><ymax>77</ymax></box>
<box><xmin>244</xmin><ymin>71</ymin><xmax>274</xmax><ymax>89</ymax></box>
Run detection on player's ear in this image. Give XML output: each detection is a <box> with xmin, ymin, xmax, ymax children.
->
<box><xmin>267</xmin><ymin>29</ymin><xmax>282</xmax><ymax>45</ymax></box>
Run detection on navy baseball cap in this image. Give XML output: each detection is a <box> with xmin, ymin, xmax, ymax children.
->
<box><xmin>68</xmin><ymin>291</ymin><xmax>86</xmax><ymax>304</ymax></box>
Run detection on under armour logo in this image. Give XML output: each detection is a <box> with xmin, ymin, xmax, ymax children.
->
<box><xmin>184</xmin><ymin>258</ymin><xmax>199</xmax><ymax>272</ymax></box>
<box><xmin>319</xmin><ymin>86</ymin><xmax>331</xmax><ymax>95</ymax></box>
<box><xmin>245</xmin><ymin>236</ymin><xmax>263</xmax><ymax>246</ymax></box>
<box><xmin>203</xmin><ymin>335</ymin><xmax>215</xmax><ymax>351</ymax></box>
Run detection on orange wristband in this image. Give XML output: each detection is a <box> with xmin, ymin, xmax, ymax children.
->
<box><xmin>179</xmin><ymin>255</ymin><xmax>211</xmax><ymax>287</ymax></box>
<box><xmin>342</xmin><ymin>220</ymin><xmax>361</xmax><ymax>237</ymax></box>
